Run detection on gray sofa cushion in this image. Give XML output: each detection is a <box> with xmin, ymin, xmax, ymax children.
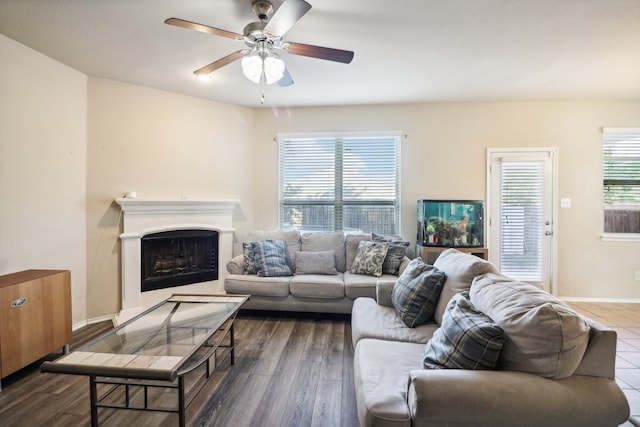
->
<box><xmin>391</xmin><ymin>258</ymin><xmax>445</xmax><ymax>327</ymax></box>
<box><xmin>301</xmin><ymin>231</ymin><xmax>347</xmax><ymax>272</ymax></box>
<box><xmin>433</xmin><ymin>248</ymin><xmax>499</xmax><ymax>325</ymax></box>
<box><xmin>352</xmin><ymin>297</ymin><xmax>437</xmax><ymax>346</ymax></box>
<box><xmin>470</xmin><ymin>273</ymin><xmax>590</xmax><ymax>379</ymax></box>
<box><xmin>423</xmin><ymin>291</ymin><xmax>504</xmax><ymax>370</ymax></box>
<box><xmin>354</xmin><ymin>338</ymin><xmax>424</xmax><ymax>427</ymax></box>
<box><xmin>343</xmin><ymin>272</ymin><xmax>396</xmax><ymax>300</ymax></box>
<box><xmin>345</xmin><ymin>233</ymin><xmax>371</xmax><ymax>270</ymax></box>
<box><xmin>290</xmin><ymin>273</ymin><xmax>345</xmax><ymax>299</ymax></box>
<box><xmin>294</xmin><ymin>250</ymin><xmax>338</xmax><ymax>275</ymax></box>
<box><xmin>224</xmin><ymin>274</ymin><xmax>290</xmax><ymax>297</ymax></box>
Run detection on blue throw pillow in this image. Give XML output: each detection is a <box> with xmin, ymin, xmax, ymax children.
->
<box><xmin>423</xmin><ymin>291</ymin><xmax>504</xmax><ymax>370</ymax></box>
<box><xmin>253</xmin><ymin>239</ymin><xmax>292</xmax><ymax>277</ymax></box>
<box><xmin>391</xmin><ymin>258</ymin><xmax>446</xmax><ymax>327</ymax></box>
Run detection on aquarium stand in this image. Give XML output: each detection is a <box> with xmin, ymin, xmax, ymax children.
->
<box><xmin>417</xmin><ymin>245</ymin><xmax>488</xmax><ymax>265</ymax></box>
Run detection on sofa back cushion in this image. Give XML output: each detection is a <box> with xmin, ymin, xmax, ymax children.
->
<box><xmin>301</xmin><ymin>232</ymin><xmax>347</xmax><ymax>272</ymax></box>
<box><xmin>432</xmin><ymin>249</ymin><xmax>499</xmax><ymax>325</ymax></box>
<box><xmin>247</xmin><ymin>230</ymin><xmax>300</xmax><ymax>271</ymax></box>
<box><xmin>470</xmin><ymin>273</ymin><xmax>590</xmax><ymax>379</ymax></box>
<box><xmin>345</xmin><ymin>233</ymin><xmax>371</xmax><ymax>270</ymax></box>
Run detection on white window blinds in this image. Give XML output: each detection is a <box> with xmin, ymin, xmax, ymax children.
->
<box><xmin>602</xmin><ymin>128</ymin><xmax>640</xmax><ymax>234</ymax></box>
<box><xmin>278</xmin><ymin>132</ymin><xmax>401</xmax><ymax>234</ymax></box>
<box><xmin>499</xmin><ymin>159</ymin><xmax>545</xmax><ymax>282</ymax></box>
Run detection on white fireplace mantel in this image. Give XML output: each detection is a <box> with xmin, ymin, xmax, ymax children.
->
<box><xmin>114</xmin><ymin>197</ymin><xmax>240</xmax><ymax>325</ymax></box>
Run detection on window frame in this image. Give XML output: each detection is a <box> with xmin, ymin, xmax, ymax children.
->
<box><xmin>601</xmin><ymin>127</ymin><xmax>640</xmax><ymax>241</ymax></box>
<box><xmin>277</xmin><ymin>130</ymin><xmax>402</xmax><ymax>234</ymax></box>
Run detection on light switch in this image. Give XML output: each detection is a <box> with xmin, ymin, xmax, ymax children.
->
<box><xmin>561</xmin><ymin>198</ymin><xmax>571</xmax><ymax>208</ymax></box>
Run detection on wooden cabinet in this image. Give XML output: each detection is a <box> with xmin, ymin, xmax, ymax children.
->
<box><xmin>0</xmin><ymin>270</ymin><xmax>72</xmax><ymax>386</ymax></box>
<box><xmin>417</xmin><ymin>245</ymin><xmax>488</xmax><ymax>265</ymax></box>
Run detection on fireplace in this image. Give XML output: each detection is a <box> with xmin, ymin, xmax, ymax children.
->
<box><xmin>114</xmin><ymin>198</ymin><xmax>239</xmax><ymax>325</ymax></box>
<box><xmin>141</xmin><ymin>229</ymin><xmax>218</xmax><ymax>292</ymax></box>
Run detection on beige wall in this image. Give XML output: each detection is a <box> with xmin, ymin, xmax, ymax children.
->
<box><xmin>0</xmin><ymin>34</ymin><xmax>88</xmax><ymax>325</ymax></box>
<box><xmin>3</xmin><ymin>34</ymin><xmax>640</xmax><ymax>325</ymax></box>
<box><xmin>86</xmin><ymin>78</ymin><xmax>255</xmax><ymax>318</ymax></box>
<box><xmin>254</xmin><ymin>102</ymin><xmax>640</xmax><ymax>300</ymax></box>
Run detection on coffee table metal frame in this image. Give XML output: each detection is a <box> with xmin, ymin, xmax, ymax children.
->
<box><xmin>41</xmin><ymin>293</ymin><xmax>249</xmax><ymax>426</ymax></box>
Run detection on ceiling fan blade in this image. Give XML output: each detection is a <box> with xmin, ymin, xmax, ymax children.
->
<box><xmin>278</xmin><ymin>68</ymin><xmax>294</xmax><ymax>87</ymax></box>
<box><xmin>285</xmin><ymin>42</ymin><xmax>354</xmax><ymax>64</ymax></box>
<box><xmin>165</xmin><ymin>18</ymin><xmax>244</xmax><ymax>40</ymax></box>
<box><xmin>264</xmin><ymin>0</ymin><xmax>312</xmax><ymax>37</ymax></box>
<box><xmin>194</xmin><ymin>50</ymin><xmax>248</xmax><ymax>76</ymax></box>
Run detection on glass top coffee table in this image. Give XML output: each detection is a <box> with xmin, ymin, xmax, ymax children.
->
<box><xmin>41</xmin><ymin>293</ymin><xmax>249</xmax><ymax>427</ymax></box>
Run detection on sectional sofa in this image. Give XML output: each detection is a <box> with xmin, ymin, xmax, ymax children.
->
<box><xmin>224</xmin><ymin>230</ymin><xmax>410</xmax><ymax>313</ymax></box>
<box><xmin>351</xmin><ymin>248</ymin><xmax>630</xmax><ymax>427</ymax></box>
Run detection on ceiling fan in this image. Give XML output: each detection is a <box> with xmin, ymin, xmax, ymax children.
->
<box><xmin>165</xmin><ymin>0</ymin><xmax>354</xmax><ymax>99</ymax></box>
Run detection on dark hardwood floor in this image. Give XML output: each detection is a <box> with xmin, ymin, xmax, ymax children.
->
<box><xmin>0</xmin><ymin>312</ymin><xmax>359</xmax><ymax>427</ymax></box>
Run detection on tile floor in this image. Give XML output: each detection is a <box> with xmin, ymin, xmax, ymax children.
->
<box><xmin>568</xmin><ymin>302</ymin><xmax>640</xmax><ymax>426</ymax></box>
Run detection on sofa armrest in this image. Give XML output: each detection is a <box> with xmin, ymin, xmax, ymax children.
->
<box><xmin>573</xmin><ymin>318</ymin><xmax>617</xmax><ymax>379</ymax></box>
<box><xmin>376</xmin><ymin>280</ymin><xmax>396</xmax><ymax>307</ymax></box>
<box><xmin>397</xmin><ymin>256</ymin><xmax>411</xmax><ymax>276</ymax></box>
<box><xmin>226</xmin><ymin>254</ymin><xmax>245</xmax><ymax>275</ymax></box>
<box><xmin>374</xmin><ymin>256</ymin><xmax>409</xmax><ymax>307</ymax></box>
<box><xmin>408</xmin><ymin>369</ymin><xmax>629</xmax><ymax>426</ymax></box>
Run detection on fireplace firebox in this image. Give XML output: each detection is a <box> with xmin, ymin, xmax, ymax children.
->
<box><xmin>141</xmin><ymin>229</ymin><xmax>218</xmax><ymax>292</ymax></box>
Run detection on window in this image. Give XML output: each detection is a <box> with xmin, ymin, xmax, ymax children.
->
<box><xmin>602</xmin><ymin>128</ymin><xmax>640</xmax><ymax>235</ymax></box>
<box><xmin>278</xmin><ymin>131</ymin><xmax>401</xmax><ymax>234</ymax></box>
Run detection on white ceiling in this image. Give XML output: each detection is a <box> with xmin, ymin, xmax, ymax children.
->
<box><xmin>1</xmin><ymin>0</ymin><xmax>639</xmax><ymax>108</ymax></box>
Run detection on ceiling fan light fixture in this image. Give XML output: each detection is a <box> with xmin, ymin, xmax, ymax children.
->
<box><xmin>241</xmin><ymin>51</ymin><xmax>285</xmax><ymax>85</ymax></box>
<box><xmin>241</xmin><ymin>53</ymin><xmax>263</xmax><ymax>84</ymax></box>
<box><xmin>264</xmin><ymin>54</ymin><xmax>285</xmax><ymax>84</ymax></box>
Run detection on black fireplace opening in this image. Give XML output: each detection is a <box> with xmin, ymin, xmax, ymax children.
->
<box><xmin>141</xmin><ymin>229</ymin><xmax>218</xmax><ymax>292</ymax></box>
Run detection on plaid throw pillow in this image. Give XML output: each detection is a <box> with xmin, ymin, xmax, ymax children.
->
<box><xmin>253</xmin><ymin>239</ymin><xmax>292</xmax><ymax>277</ymax></box>
<box><xmin>423</xmin><ymin>291</ymin><xmax>504</xmax><ymax>370</ymax></box>
<box><xmin>391</xmin><ymin>258</ymin><xmax>446</xmax><ymax>327</ymax></box>
<box><xmin>372</xmin><ymin>233</ymin><xmax>410</xmax><ymax>275</ymax></box>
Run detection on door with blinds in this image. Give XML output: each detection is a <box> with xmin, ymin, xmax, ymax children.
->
<box><xmin>487</xmin><ymin>148</ymin><xmax>557</xmax><ymax>292</ymax></box>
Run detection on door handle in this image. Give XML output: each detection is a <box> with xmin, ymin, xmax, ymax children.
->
<box><xmin>545</xmin><ymin>231</ymin><xmax>553</xmax><ymax>236</ymax></box>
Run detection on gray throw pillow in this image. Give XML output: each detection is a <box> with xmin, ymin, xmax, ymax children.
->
<box><xmin>294</xmin><ymin>250</ymin><xmax>338</xmax><ymax>275</ymax></box>
<box><xmin>350</xmin><ymin>240</ymin><xmax>389</xmax><ymax>277</ymax></box>
<box><xmin>391</xmin><ymin>258</ymin><xmax>446</xmax><ymax>327</ymax></box>
<box><xmin>253</xmin><ymin>239</ymin><xmax>293</xmax><ymax>277</ymax></box>
<box><xmin>423</xmin><ymin>291</ymin><xmax>504</xmax><ymax>370</ymax></box>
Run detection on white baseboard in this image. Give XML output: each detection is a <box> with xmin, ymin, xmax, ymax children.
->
<box><xmin>73</xmin><ymin>314</ymin><xmax>116</xmax><ymax>331</ymax></box>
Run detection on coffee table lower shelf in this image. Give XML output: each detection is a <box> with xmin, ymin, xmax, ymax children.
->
<box><xmin>88</xmin><ymin>322</ymin><xmax>235</xmax><ymax>427</ymax></box>
<box><xmin>40</xmin><ymin>293</ymin><xmax>249</xmax><ymax>427</ymax></box>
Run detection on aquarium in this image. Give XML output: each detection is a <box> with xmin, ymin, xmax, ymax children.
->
<box><xmin>417</xmin><ymin>200</ymin><xmax>484</xmax><ymax>247</ymax></box>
